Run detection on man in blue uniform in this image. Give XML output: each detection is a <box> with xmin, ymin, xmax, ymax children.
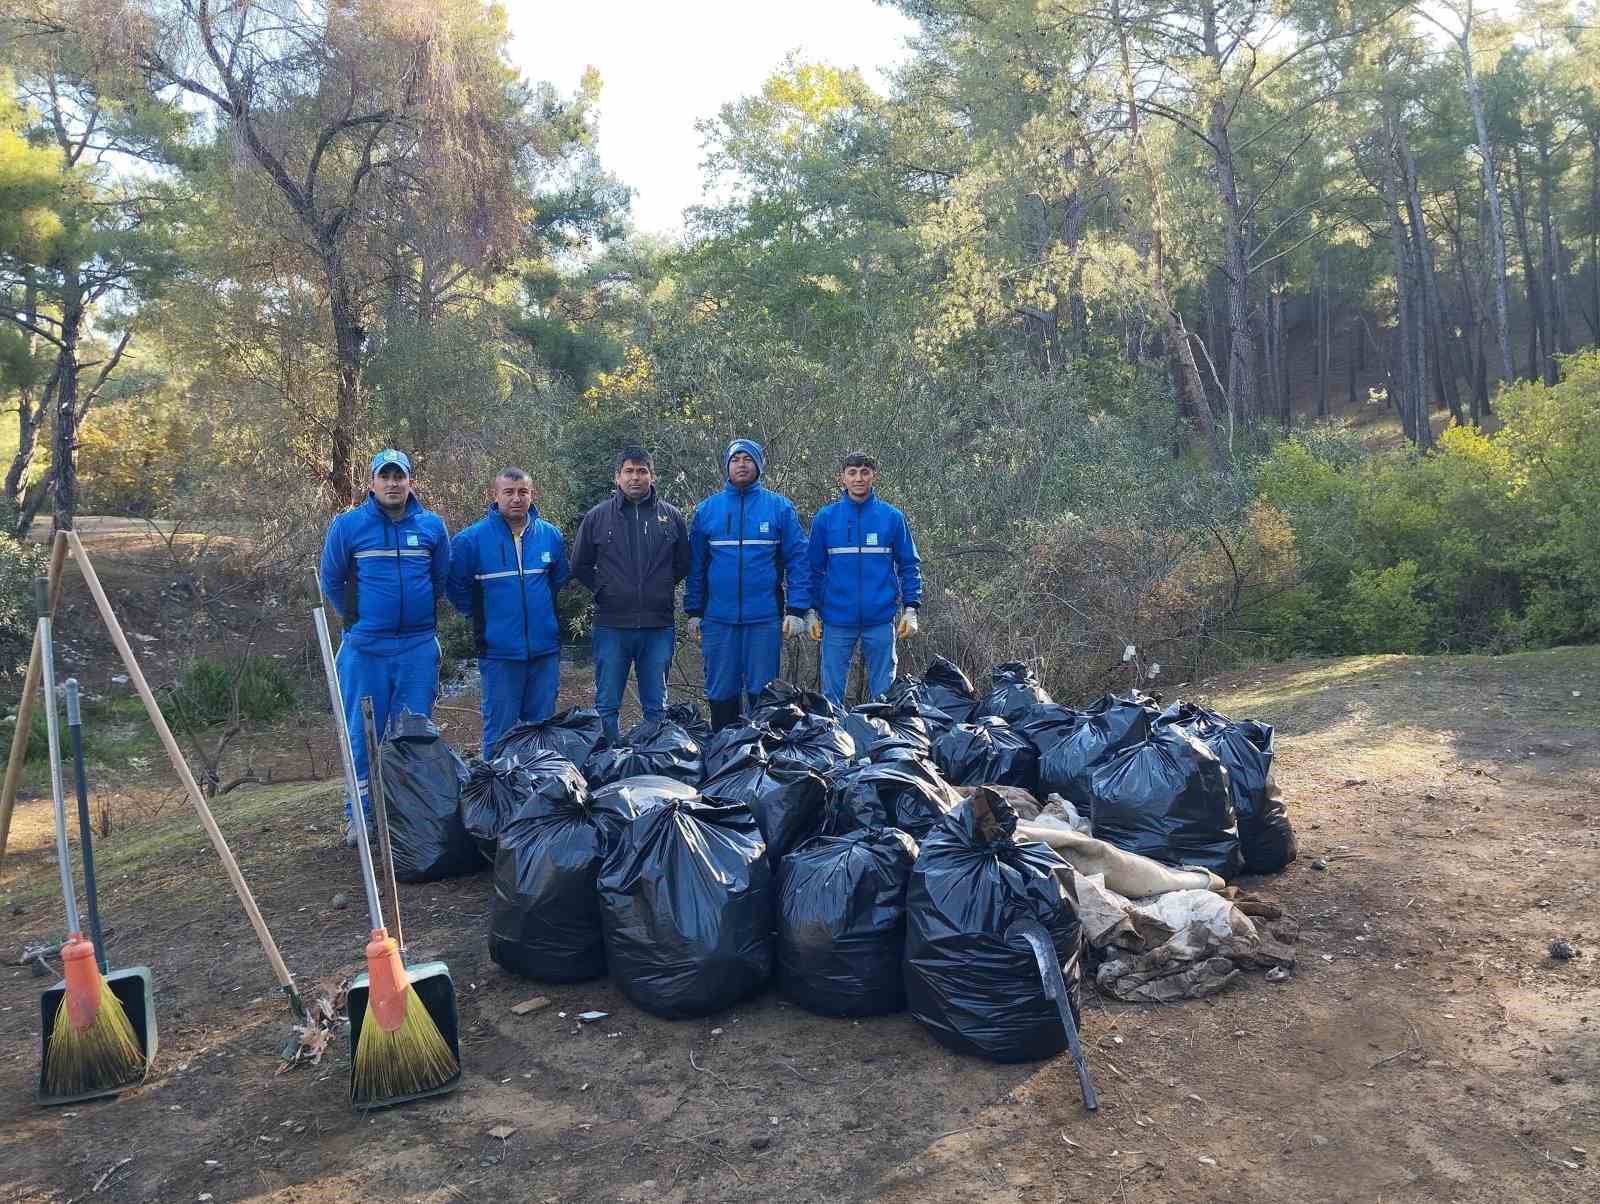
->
<box><xmin>446</xmin><ymin>467</ymin><xmax>571</xmax><ymax>758</ymax></box>
<box><xmin>805</xmin><ymin>451</ymin><xmax>923</xmax><ymax>708</ymax></box>
<box><xmin>684</xmin><ymin>438</ymin><xmax>810</xmax><ymax>730</ymax></box>
<box><xmin>571</xmin><ymin>446</ymin><xmax>691</xmax><ymax>743</ymax></box>
<box><xmin>319</xmin><ymin>449</ymin><xmax>451</xmax><ymax>846</ymax></box>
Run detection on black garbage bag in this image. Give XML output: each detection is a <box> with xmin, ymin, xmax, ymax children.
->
<box><xmin>974</xmin><ymin>662</ymin><xmax>1054</xmax><ymax>724</ymax></box>
<box><xmin>462</xmin><ymin>752</ymin><xmax>587</xmax><ymax>863</ymax></box>
<box><xmin>920</xmin><ymin>656</ymin><xmax>979</xmax><ymax>725</ymax></box>
<box><xmin>703</xmin><ymin>749</ymin><xmax>827</xmax><ymax>862</ymax></box>
<box><xmin>764</xmin><ymin>713</ymin><xmax>856</xmax><ymax>777</ymax></box>
<box><xmin>1088</xmin><ymin>725</ymin><xmax>1244</xmax><ymax>879</ymax></box>
<box><xmin>934</xmin><ymin>717</ymin><xmax>1039</xmax><ymax>791</ymax></box>
<box><xmin>493</xmin><ymin>707</ymin><xmax>608</xmax><ymax>767</ymax></box>
<box><xmin>590</xmin><ymin>774</ymin><xmax>700</xmax><ymax>814</ymax></box>
<box><xmin>583</xmin><ymin>718</ymin><xmax>703</xmax><ymax>788</ymax></box>
<box><xmin>846</xmin><ymin>701</ymin><xmax>934</xmax><ymax>755</ymax></box>
<box><xmin>598</xmin><ymin>798</ymin><xmax>773</xmax><ymax>1018</ymax></box>
<box><xmin>777</xmin><ymin>828</ymin><xmax>920</xmax><ymax>1017</ymax></box>
<box><xmin>879</xmin><ymin>679</ymin><xmax>960</xmax><ymax>739</ymax></box>
<box><xmin>665</xmin><ymin>702</ymin><xmax>714</xmax><ymax>746</ymax></box>
<box><xmin>1159</xmin><ymin>705</ymin><xmax>1296</xmax><ymax>874</ymax></box>
<box><xmin>751</xmin><ymin>679</ymin><xmax>843</xmax><ymax>724</ymax></box>
<box><xmin>842</xmin><ymin>707</ymin><xmax>891</xmax><ymax>754</ymax></box>
<box><xmin>866</xmin><ymin>735</ymin><xmax>926</xmax><ymax>763</ymax></box>
<box><xmin>825</xmin><ymin>757</ymin><xmax>961</xmax><ymax>842</ymax></box>
<box><xmin>905</xmin><ymin>788</ymin><xmax>1084</xmax><ymax>1063</ymax></box>
<box><xmin>1015</xmin><ymin>703</ymin><xmax>1084</xmax><ymax>756</ymax></box>
<box><xmin>1038</xmin><ymin>693</ymin><xmax>1158</xmax><ymax>808</ymax></box>
<box><xmin>378</xmin><ymin>711</ymin><xmax>477</xmax><ymax>882</ymax></box>
<box><xmin>489</xmin><ymin>776</ymin><xmax>641</xmax><ymax>982</ymax></box>
<box><xmin>702</xmin><ymin>722</ymin><xmax>768</xmax><ymax>779</ymax></box>
<box><xmin>460</xmin><ymin>756</ymin><xmax>536</xmax><ymax>862</ymax></box>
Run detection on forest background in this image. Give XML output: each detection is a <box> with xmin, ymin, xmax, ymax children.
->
<box><xmin>3</xmin><ymin>0</ymin><xmax>1600</xmax><ymax>710</ymax></box>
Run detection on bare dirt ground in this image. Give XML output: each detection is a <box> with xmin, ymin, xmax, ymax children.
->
<box><xmin>1</xmin><ymin>531</ymin><xmax>1596</xmax><ymax>1203</ymax></box>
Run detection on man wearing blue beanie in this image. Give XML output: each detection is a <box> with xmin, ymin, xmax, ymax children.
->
<box><xmin>683</xmin><ymin>438</ymin><xmax>811</xmax><ymax>729</ymax></box>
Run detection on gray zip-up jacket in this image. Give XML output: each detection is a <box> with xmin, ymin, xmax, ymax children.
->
<box><xmin>571</xmin><ymin>488</ymin><xmax>690</xmax><ymax>629</ymax></box>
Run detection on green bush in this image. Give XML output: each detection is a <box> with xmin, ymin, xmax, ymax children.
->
<box><xmin>163</xmin><ymin>655</ymin><xmax>297</xmax><ymax>726</ymax></box>
<box><xmin>1339</xmin><ymin>561</ymin><xmax>1429</xmax><ymax>653</ymax></box>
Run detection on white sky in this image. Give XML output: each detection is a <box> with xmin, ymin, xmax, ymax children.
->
<box><xmin>503</xmin><ymin>1</ymin><xmax>919</xmax><ymax>237</ymax></box>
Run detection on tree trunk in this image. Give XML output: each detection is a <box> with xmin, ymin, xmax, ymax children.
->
<box><xmin>1454</xmin><ymin>27</ymin><xmax>1514</xmax><ymax>387</ymax></box>
<box><xmin>1535</xmin><ymin>138</ymin><xmax>1568</xmax><ymax>364</ymax></box>
<box><xmin>1318</xmin><ymin>253</ymin><xmax>1331</xmax><ymax>419</ymax></box>
<box><xmin>328</xmin><ymin>268</ymin><xmax>363</xmax><ymax>506</ymax></box>
<box><xmin>51</xmin><ymin>275</ymin><xmax>83</xmax><ymax>535</ymax></box>
<box><xmin>1382</xmin><ymin>169</ymin><xmax>1424</xmax><ymax>446</ymax></box>
<box><xmin>1509</xmin><ymin>153</ymin><xmax>1547</xmax><ymax>383</ymax></box>
<box><xmin>1347</xmin><ymin>319</ymin><xmax>1358</xmax><ymax>407</ymax></box>
<box><xmin>1201</xmin><ymin>1</ymin><xmax>1255</xmax><ymax>425</ymax></box>
<box><xmin>1589</xmin><ymin>127</ymin><xmax>1600</xmax><ymax>341</ymax></box>
<box><xmin>1398</xmin><ymin>129</ymin><xmax>1461</xmax><ymax>423</ymax></box>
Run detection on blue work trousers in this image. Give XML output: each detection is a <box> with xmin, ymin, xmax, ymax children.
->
<box><xmin>701</xmin><ymin>619</ymin><xmax>782</xmax><ymax>708</ymax></box>
<box><xmin>480</xmin><ymin>654</ymin><xmax>561</xmax><ymax>759</ymax></box>
<box><xmin>338</xmin><ymin>638</ymin><xmax>439</xmax><ymax>819</ymax></box>
<box><xmin>820</xmin><ymin>622</ymin><xmax>898</xmax><ymax>708</ymax></box>
<box><xmin>593</xmin><ymin>625</ymin><xmax>675</xmax><ymax>742</ymax></box>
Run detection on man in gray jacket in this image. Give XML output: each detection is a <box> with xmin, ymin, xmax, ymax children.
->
<box><xmin>571</xmin><ymin>445</ymin><xmax>691</xmax><ymax>741</ymax></box>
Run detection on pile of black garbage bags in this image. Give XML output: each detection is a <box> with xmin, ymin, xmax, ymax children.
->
<box><xmin>371</xmin><ymin>658</ymin><xmax>1295</xmax><ymax>1063</ymax></box>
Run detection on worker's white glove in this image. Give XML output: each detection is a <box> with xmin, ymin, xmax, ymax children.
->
<box><xmin>897</xmin><ymin>607</ymin><xmax>920</xmax><ymax>638</ymax></box>
<box><xmin>688</xmin><ymin>616</ymin><xmax>702</xmax><ymax>644</ymax></box>
<box><xmin>806</xmin><ymin>608</ymin><xmax>822</xmax><ymax>641</ymax></box>
<box><xmin>782</xmin><ymin>613</ymin><xmax>805</xmax><ymax>640</ymax></box>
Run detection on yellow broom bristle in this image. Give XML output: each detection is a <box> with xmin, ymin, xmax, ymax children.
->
<box><xmin>352</xmin><ymin>982</ymin><xmax>458</xmax><ymax>1105</ymax></box>
<box><xmin>44</xmin><ymin>981</ymin><xmax>145</xmax><ymax>1097</ymax></box>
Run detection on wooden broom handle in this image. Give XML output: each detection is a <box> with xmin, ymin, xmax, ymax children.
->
<box><xmin>0</xmin><ymin>529</ymin><xmax>68</xmax><ymax>876</ymax></box>
<box><xmin>65</xmin><ymin>529</ymin><xmax>297</xmax><ymax>993</ymax></box>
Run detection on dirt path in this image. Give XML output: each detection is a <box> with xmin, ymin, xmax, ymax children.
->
<box><xmin>2</xmin><ymin>641</ymin><xmax>1596</xmax><ymax>1202</ymax></box>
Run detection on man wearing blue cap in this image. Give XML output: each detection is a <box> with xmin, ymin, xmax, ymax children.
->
<box><xmin>684</xmin><ymin>438</ymin><xmax>811</xmax><ymax>729</ymax></box>
<box><xmin>319</xmin><ymin>450</ymin><xmax>451</xmax><ymax>846</ymax></box>
<box><xmin>447</xmin><ymin>467</ymin><xmax>571</xmax><ymax>757</ymax></box>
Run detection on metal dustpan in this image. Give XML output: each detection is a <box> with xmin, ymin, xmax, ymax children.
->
<box><xmin>38</xmin><ymin>966</ymin><xmax>158</xmax><ymax>1105</ymax></box>
<box><xmin>343</xmin><ymin>695</ymin><xmax>461</xmax><ymax>1106</ymax></box>
<box><xmin>345</xmin><ymin>959</ymin><xmax>462</xmax><ymax>1107</ymax></box>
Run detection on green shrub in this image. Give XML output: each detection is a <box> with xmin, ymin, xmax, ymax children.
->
<box><xmin>1339</xmin><ymin>560</ymin><xmax>1429</xmax><ymax>653</ymax></box>
<box><xmin>163</xmin><ymin>655</ymin><xmax>297</xmax><ymax>726</ymax></box>
<box><xmin>0</xmin><ymin>523</ymin><xmax>48</xmax><ymax>684</ymax></box>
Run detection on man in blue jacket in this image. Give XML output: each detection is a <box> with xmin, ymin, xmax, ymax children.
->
<box><xmin>447</xmin><ymin>468</ymin><xmax>571</xmax><ymax>758</ymax></box>
<box><xmin>805</xmin><ymin>451</ymin><xmax>923</xmax><ymax>708</ymax></box>
<box><xmin>684</xmin><ymin>438</ymin><xmax>810</xmax><ymax>729</ymax></box>
<box><xmin>319</xmin><ymin>449</ymin><xmax>451</xmax><ymax>845</ymax></box>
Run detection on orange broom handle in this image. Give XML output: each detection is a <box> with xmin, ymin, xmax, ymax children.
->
<box><xmin>64</xmin><ymin>530</ymin><xmax>303</xmax><ymax>1013</ymax></box>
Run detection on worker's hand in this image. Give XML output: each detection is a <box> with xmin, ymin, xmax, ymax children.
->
<box><xmin>897</xmin><ymin>607</ymin><xmax>920</xmax><ymax>639</ymax></box>
<box><xmin>782</xmin><ymin>613</ymin><xmax>805</xmax><ymax>640</ymax></box>
<box><xmin>806</xmin><ymin>608</ymin><xmax>822</xmax><ymax>641</ymax></box>
<box><xmin>688</xmin><ymin>616</ymin><xmax>702</xmax><ymax>644</ymax></box>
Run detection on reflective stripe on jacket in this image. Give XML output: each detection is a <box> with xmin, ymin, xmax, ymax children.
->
<box><xmin>446</xmin><ymin>504</ymin><xmax>570</xmax><ymax>659</ymax></box>
<box><xmin>806</xmin><ymin>490</ymin><xmax>922</xmax><ymax>628</ymax></box>
<box><xmin>319</xmin><ymin>493</ymin><xmax>450</xmax><ymax>653</ymax></box>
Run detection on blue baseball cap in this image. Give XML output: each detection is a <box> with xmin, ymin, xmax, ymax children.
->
<box><xmin>370</xmin><ymin>448</ymin><xmax>412</xmax><ymax>475</ymax></box>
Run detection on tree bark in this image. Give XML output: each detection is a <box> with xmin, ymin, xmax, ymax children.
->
<box><xmin>1450</xmin><ymin>20</ymin><xmax>1514</xmax><ymax>387</ymax></box>
<box><xmin>1201</xmin><ymin>4</ymin><xmax>1256</xmax><ymax>426</ymax></box>
<box><xmin>1535</xmin><ymin>136</ymin><xmax>1567</xmax><ymax>366</ymax></box>
<box><xmin>1397</xmin><ymin>127</ymin><xmax>1461</xmax><ymax>423</ymax></box>
<box><xmin>50</xmin><ymin>272</ymin><xmax>83</xmax><ymax>534</ymax></box>
<box><xmin>4</xmin><ymin>281</ymin><xmax>47</xmax><ymax>511</ymax></box>
<box><xmin>1508</xmin><ymin>154</ymin><xmax>1544</xmax><ymax>383</ymax></box>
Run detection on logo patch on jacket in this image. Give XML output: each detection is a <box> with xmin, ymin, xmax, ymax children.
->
<box><xmin>865</xmin><ymin>532</ymin><xmax>879</xmax><ymax>546</ymax></box>
<box><xmin>407</xmin><ymin>533</ymin><xmax>419</xmax><ymax>547</ymax></box>
<box><xmin>541</xmin><ymin>550</ymin><xmax>552</xmax><ymax>563</ymax></box>
<box><xmin>760</xmin><ymin>521</ymin><xmax>770</xmax><ymax>533</ymax></box>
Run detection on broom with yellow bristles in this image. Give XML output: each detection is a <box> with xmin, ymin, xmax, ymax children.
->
<box><xmin>34</xmin><ymin>580</ymin><xmax>145</xmax><ymax>1099</ymax></box>
<box><xmin>311</xmin><ymin>601</ymin><xmax>458</xmax><ymax>1106</ymax></box>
